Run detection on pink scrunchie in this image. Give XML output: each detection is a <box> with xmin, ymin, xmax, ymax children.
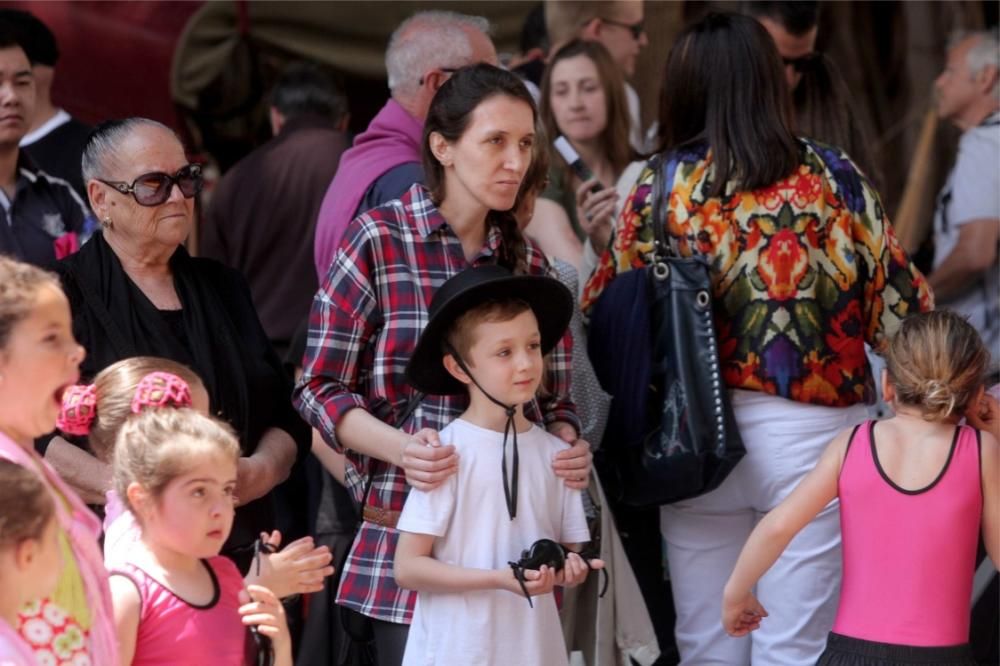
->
<box><xmin>57</xmin><ymin>384</ymin><xmax>98</xmax><ymax>435</ymax></box>
<box><xmin>131</xmin><ymin>372</ymin><xmax>193</xmax><ymax>414</ymax></box>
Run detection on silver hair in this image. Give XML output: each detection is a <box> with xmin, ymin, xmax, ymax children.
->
<box><xmin>950</xmin><ymin>27</ymin><xmax>1000</xmax><ymax>99</ymax></box>
<box><xmin>385</xmin><ymin>11</ymin><xmax>490</xmax><ymax>98</ymax></box>
<box><xmin>81</xmin><ymin>117</ymin><xmax>177</xmax><ymax>184</ymax></box>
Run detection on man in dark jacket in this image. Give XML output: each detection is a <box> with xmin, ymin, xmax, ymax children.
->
<box><xmin>201</xmin><ymin>62</ymin><xmax>349</xmax><ymax>358</ymax></box>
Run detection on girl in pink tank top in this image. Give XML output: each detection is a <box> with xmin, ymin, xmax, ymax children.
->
<box><xmin>106</xmin><ymin>400</ymin><xmax>293</xmax><ymax>666</ymax></box>
<box><xmin>723</xmin><ymin>311</ymin><xmax>999</xmax><ymax>665</ymax></box>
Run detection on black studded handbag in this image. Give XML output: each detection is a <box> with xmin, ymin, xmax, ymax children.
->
<box><xmin>589</xmin><ymin>152</ymin><xmax>745</xmax><ymax>507</ymax></box>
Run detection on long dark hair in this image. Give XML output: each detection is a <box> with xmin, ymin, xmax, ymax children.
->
<box><xmin>794</xmin><ymin>53</ymin><xmax>882</xmax><ymax>188</ymax></box>
<box><xmin>540</xmin><ymin>39</ymin><xmax>634</xmax><ymax>180</ymax></box>
<box><xmin>657</xmin><ymin>12</ymin><xmax>798</xmax><ymax>197</ymax></box>
<box><xmin>422</xmin><ymin>63</ymin><xmax>537</xmax><ymax>273</ymax></box>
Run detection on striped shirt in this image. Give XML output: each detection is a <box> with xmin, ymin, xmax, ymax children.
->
<box><xmin>294</xmin><ymin>183</ymin><xmax>579</xmax><ymax>622</ymax></box>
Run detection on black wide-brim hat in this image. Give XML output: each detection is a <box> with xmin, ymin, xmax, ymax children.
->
<box><xmin>406</xmin><ymin>265</ymin><xmax>574</xmax><ymax>396</ymax></box>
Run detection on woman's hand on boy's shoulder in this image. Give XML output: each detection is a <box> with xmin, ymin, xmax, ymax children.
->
<box><xmin>400</xmin><ymin>427</ymin><xmax>458</xmax><ymax>491</ymax></box>
<box><xmin>548</xmin><ymin>422</ymin><xmax>592</xmax><ymax>490</ymax></box>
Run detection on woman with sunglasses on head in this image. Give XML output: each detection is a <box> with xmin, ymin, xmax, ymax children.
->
<box><xmin>582</xmin><ymin>13</ymin><xmax>931</xmax><ymax>666</ymax></box>
<box><xmin>41</xmin><ymin>118</ymin><xmax>311</xmax><ymax>577</ymax></box>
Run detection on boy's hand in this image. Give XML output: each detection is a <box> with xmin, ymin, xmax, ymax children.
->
<box><xmin>556</xmin><ymin>552</ymin><xmax>605</xmax><ymax>588</ymax></box>
<box><xmin>400</xmin><ymin>428</ymin><xmax>458</xmax><ymax>491</ymax></box>
<box><xmin>549</xmin><ymin>423</ymin><xmax>592</xmax><ymax>490</ymax></box>
<box><xmin>721</xmin><ymin>591</ymin><xmax>768</xmax><ymax>637</ymax></box>
<box><xmin>498</xmin><ymin>565</ymin><xmax>557</xmax><ymax>598</ymax></box>
<box><xmin>240</xmin><ymin>585</ymin><xmax>293</xmax><ymax>666</ymax></box>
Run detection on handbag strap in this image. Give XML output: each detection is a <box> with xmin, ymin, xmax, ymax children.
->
<box><xmin>651</xmin><ymin>153</ymin><xmax>682</xmax><ymax>264</ymax></box>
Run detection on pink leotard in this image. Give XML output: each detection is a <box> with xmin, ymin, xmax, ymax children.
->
<box><xmin>111</xmin><ymin>556</ymin><xmax>246</xmax><ymax>665</ymax></box>
<box><xmin>833</xmin><ymin>421</ymin><xmax>982</xmax><ymax>646</ymax></box>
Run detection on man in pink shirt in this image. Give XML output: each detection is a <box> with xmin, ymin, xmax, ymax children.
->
<box><xmin>312</xmin><ymin>10</ymin><xmax>497</xmax><ymax>279</ymax></box>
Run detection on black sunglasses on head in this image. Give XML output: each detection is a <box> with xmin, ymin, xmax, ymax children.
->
<box><xmin>600</xmin><ymin>16</ymin><xmax>645</xmax><ymax>40</ymax></box>
<box><xmin>98</xmin><ymin>163</ymin><xmax>204</xmax><ymax>207</ymax></box>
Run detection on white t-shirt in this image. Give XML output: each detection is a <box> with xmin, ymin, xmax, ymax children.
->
<box><xmin>933</xmin><ymin>112</ymin><xmax>1000</xmax><ymax>366</ymax></box>
<box><xmin>397</xmin><ymin>418</ymin><xmax>590</xmax><ymax>666</ymax></box>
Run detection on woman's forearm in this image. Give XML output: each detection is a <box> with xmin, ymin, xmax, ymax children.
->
<box><xmin>334</xmin><ymin>407</ymin><xmax>409</xmax><ymax>466</ymax></box>
<box><xmin>311</xmin><ymin>429</ymin><xmax>346</xmax><ymax>485</ymax></box>
<box><xmin>236</xmin><ymin>428</ymin><xmax>298</xmax><ymax>505</ymax></box>
<box><xmin>43</xmin><ymin>436</ymin><xmax>111</xmax><ymax>504</ymax></box>
<box><xmin>254</xmin><ymin>427</ymin><xmax>297</xmax><ymax>486</ymax></box>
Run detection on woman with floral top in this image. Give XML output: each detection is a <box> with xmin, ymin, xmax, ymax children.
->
<box><xmin>582</xmin><ymin>13</ymin><xmax>932</xmax><ymax>666</ymax></box>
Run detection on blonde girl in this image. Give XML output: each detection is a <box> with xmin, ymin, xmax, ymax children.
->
<box><xmin>57</xmin><ymin>359</ymin><xmax>333</xmax><ymax>595</ymax></box>
<box><xmin>109</xmin><ymin>407</ymin><xmax>292</xmax><ymax>666</ymax></box>
<box><xmin>0</xmin><ymin>460</ymin><xmax>61</xmax><ymax>665</ymax></box>
<box><xmin>723</xmin><ymin>310</ymin><xmax>999</xmax><ymax>665</ymax></box>
<box><xmin>0</xmin><ymin>256</ymin><xmax>116</xmax><ymax>666</ymax></box>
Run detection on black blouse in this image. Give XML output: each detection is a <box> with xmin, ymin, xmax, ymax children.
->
<box><xmin>53</xmin><ymin>232</ymin><xmax>309</xmax><ymax>553</ymax></box>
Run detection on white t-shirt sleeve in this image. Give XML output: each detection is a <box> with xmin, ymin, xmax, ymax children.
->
<box><xmin>559</xmin><ymin>487</ymin><xmax>591</xmax><ymax>544</ymax></box>
<box><xmin>397</xmin><ymin>473</ymin><xmax>457</xmax><ymax>537</ymax></box>
<box><xmin>949</xmin><ymin>131</ymin><xmax>1000</xmax><ymax>226</ymax></box>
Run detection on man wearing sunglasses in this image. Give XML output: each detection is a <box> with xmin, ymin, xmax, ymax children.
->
<box><xmin>313</xmin><ymin>10</ymin><xmax>497</xmax><ymax>279</ymax></box>
<box><xmin>545</xmin><ymin>0</ymin><xmax>649</xmax><ymax>152</ymax></box>
<box><xmin>0</xmin><ymin>27</ymin><xmax>90</xmax><ymax>268</ymax></box>
<box><xmin>745</xmin><ymin>1</ymin><xmax>819</xmax><ymax>91</ymax></box>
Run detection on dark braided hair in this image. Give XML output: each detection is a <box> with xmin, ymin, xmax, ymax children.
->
<box><xmin>421</xmin><ymin>63</ymin><xmax>536</xmax><ymax>274</ymax></box>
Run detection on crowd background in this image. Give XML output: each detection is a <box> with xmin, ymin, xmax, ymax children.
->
<box><xmin>0</xmin><ymin>0</ymin><xmax>991</xmax><ymax>256</ymax></box>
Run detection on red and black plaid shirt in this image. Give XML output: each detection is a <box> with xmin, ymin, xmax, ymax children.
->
<box><xmin>294</xmin><ymin>184</ymin><xmax>579</xmax><ymax>623</ymax></box>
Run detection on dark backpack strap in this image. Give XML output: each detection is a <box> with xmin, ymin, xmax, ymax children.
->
<box><xmin>651</xmin><ymin>153</ymin><xmax>682</xmax><ymax>259</ymax></box>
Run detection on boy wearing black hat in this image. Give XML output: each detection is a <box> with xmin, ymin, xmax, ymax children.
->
<box><xmin>394</xmin><ymin>265</ymin><xmax>599</xmax><ymax>666</ymax></box>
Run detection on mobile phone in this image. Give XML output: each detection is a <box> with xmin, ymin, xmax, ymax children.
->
<box><xmin>553</xmin><ymin>136</ymin><xmax>604</xmax><ymax>194</ymax></box>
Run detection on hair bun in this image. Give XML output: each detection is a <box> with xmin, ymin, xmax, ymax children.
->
<box><xmin>131</xmin><ymin>372</ymin><xmax>193</xmax><ymax>414</ymax></box>
<box><xmin>922</xmin><ymin>379</ymin><xmax>957</xmax><ymax>418</ymax></box>
<box><xmin>57</xmin><ymin>384</ymin><xmax>98</xmax><ymax>436</ymax></box>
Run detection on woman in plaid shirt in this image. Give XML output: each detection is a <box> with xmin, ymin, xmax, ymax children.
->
<box><xmin>293</xmin><ymin>64</ymin><xmax>592</xmax><ymax>665</ymax></box>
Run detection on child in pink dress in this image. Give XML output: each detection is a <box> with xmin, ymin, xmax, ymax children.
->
<box><xmin>108</xmin><ymin>404</ymin><xmax>292</xmax><ymax>666</ymax></box>
<box><xmin>57</xmin><ymin>359</ymin><xmax>334</xmax><ymax>592</ymax></box>
<box><xmin>723</xmin><ymin>310</ymin><xmax>999</xmax><ymax>665</ymax></box>
<box><xmin>0</xmin><ymin>256</ymin><xmax>116</xmax><ymax>666</ymax></box>
<box><xmin>0</xmin><ymin>461</ymin><xmax>61</xmax><ymax>666</ymax></box>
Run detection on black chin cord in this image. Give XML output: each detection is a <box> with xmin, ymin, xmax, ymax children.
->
<box><xmin>446</xmin><ymin>343</ymin><xmax>519</xmax><ymax>520</ymax></box>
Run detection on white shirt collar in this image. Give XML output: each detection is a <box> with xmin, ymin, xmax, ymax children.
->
<box><xmin>20</xmin><ymin>109</ymin><xmax>71</xmax><ymax>147</ymax></box>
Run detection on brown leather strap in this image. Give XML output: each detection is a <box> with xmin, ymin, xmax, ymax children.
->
<box><xmin>362</xmin><ymin>504</ymin><xmax>401</xmax><ymax>529</ymax></box>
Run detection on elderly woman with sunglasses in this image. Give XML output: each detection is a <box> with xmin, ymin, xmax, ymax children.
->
<box><xmin>40</xmin><ymin>118</ymin><xmax>316</xmax><ymax>581</ymax></box>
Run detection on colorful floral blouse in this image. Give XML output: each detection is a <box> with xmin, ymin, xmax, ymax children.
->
<box><xmin>582</xmin><ymin>140</ymin><xmax>933</xmax><ymax>408</ymax></box>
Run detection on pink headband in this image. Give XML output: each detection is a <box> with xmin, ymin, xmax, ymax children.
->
<box><xmin>56</xmin><ymin>371</ymin><xmax>194</xmax><ymax>436</ymax></box>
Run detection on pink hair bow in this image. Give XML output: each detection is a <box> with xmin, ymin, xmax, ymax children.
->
<box><xmin>57</xmin><ymin>384</ymin><xmax>98</xmax><ymax>436</ymax></box>
<box><xmin>131</xmin><ymin>372</ymin><xmax>193</xmax><ymax>414</ymax></box>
